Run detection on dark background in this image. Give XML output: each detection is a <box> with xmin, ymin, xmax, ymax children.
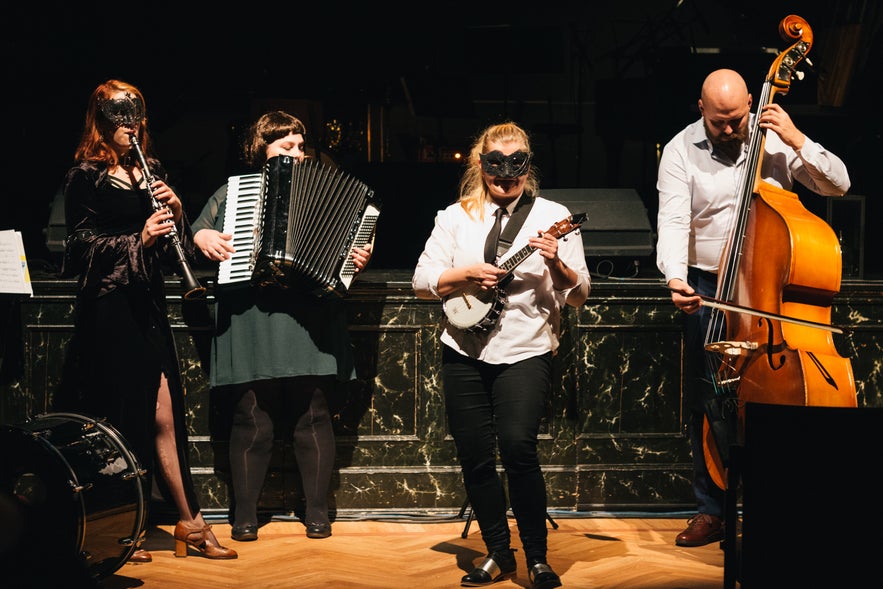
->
<box><xmin>4</xmin><ymin>0</ymin><xmax>881</xmax><ymax>276</ymax></box>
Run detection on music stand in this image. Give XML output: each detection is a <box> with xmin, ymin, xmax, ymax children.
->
<box><xmin>457</xmin><ymin>498</ymin><xmax>559</xmax><ymax>539</ymax></box>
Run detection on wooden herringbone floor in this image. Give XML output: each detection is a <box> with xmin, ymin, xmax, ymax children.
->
<box><xmin>94</xmin><ymin>516</ymin><xmax>727</xmax><ymax>589</ymax></box>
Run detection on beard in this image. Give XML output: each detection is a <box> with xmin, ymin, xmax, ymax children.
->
<box><xmin>705</xmin><ymin>120</ymin><xmax>749</xmax><ymax>162</ymax></box>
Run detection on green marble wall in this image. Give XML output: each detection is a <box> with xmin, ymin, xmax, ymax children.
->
<box><xmin>2</xmin><ymin>271</ymin><xmax>881</xmax><ymax>519</ymax></box>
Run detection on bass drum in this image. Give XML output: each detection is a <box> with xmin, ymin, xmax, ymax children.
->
<box><xmin>0</xmin><ymin>412</ymin><xmax>147</xmax><ymax>581</ymax></box>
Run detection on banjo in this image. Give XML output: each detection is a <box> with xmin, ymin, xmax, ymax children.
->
<box><xmin>442</xmin><ymin>213</ymin><xmax>587</xmax><ymax>334</ymax></box>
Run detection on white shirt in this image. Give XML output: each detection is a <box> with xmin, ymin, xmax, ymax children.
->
<box><xmin>656</xmin><ymin>114</ymin><xmax>851</xmax><ymax>284</ymax></box>
<box><xmin>412</xmin><ymin>194</ymin><xmax>591</xmax><ymax>364</ymax></box>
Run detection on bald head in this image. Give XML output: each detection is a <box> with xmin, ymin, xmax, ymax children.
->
<box><xmin>698</xmin><ymin>69</ymin><xmax>753</xmax><ymax>159</ymax></box>
<box><xmin>699</xmin><ymin>69</ymin><xmax>751</xmax><ymax>117</ymax></box>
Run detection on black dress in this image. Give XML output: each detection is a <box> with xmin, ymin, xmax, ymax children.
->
<box><xmin>54</xmin><ymin>160</ymin><xmax>201</xmax><ymax>516</ymax></box>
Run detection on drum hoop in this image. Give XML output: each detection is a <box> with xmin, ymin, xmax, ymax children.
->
<box><xmin>32</xmin><ymin>412</ymin><xmax>148</xmax><ymax>575</ymax></box>
<box><xmin>20</xmin><ymin>413</ymin><xmax>91</xmax><ymax>551</ymax></box>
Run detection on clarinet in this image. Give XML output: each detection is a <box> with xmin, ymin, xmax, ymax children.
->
<box><xmin>128</xmin><ymin>133</ymin><xmax>206</xmax><ymax>300</ymax></box>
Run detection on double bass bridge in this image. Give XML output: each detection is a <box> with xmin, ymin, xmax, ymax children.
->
<box><xmin>705</xmin><ymin>340</ymin><xmax>758</xmax><ymax>356</ymax></box>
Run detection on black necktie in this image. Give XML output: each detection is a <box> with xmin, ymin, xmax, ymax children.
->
<box><xmin>484</xmin><ymin>208</ymin><xmax>506</xmax><ymax>263</ymax></box>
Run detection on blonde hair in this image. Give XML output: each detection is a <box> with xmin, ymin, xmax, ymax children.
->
<box><xmin>457</xmin><ymin>121</ymin><xmax>539</xmax><ymax>220</ymax></box>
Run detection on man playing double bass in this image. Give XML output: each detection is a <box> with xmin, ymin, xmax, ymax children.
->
<box><xmin>655</xmin><ymin>68</ymin><xmax>851</xmax><ymax>547</ymax></box>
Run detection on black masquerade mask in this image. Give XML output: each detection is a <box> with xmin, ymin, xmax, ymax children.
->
<box><xmin>479</xmin><ymin>150</ymin><xmax>531</xmax><ymax>178</ymax></box>
<box><xmin>98</xmin><ymin>93</ymin><xmax>145</xmax><ymax>127</ymax></box>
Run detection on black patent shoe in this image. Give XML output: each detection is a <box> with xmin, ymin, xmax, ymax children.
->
<box><xmin>306</xmin><ymin>522</ymin><xmax>332</xmax><ymax>539</ymax></box>
<box><xmin>528</xmin><ymin>562</ymin><xmax>562</xmax><ymax>589</ymax></box>
<box><xmin>231</xmin><ymin>523</ymin><xmax>258</xmax><ymax>542</ymax></box>
<box><xmin>461</xmin><ymin>549</ymin><xmax>517</xmax><ymax>586</ymax></box>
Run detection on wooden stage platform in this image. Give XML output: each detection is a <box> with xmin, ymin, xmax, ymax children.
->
<box><xmin>101</xmin><ymin>515</ymin><xmax>726</xmax><ymax>589</ymax></box>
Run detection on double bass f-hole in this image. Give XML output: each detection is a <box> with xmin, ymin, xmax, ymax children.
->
<box><xmin>760</xmin><ymin>318</ymin><xmax>785</xmax><ymax>371</ymax></box>
<box><xmin>806</xmin><ymin>351</ymin><xmax>838</xmax><ymax>388</ymax></box>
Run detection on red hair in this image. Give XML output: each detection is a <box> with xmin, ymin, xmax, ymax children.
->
<box><xmin>74</xmin><ymin>79</ymin><xmax>153</xmax><ymax>166</ymax></box>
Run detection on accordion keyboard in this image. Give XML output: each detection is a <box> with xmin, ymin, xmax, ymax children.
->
<box><xmin>337</xmin><ymin>202</ymin><xmax>380</xmax><ymax>290</ymax></box>
<box><xmin>217</xmin><ymin>172</ymin><xmax>264</xmax><ymax>285</ymax></box>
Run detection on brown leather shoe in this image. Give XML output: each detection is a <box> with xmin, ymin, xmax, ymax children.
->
<box><xmin>676</xmin><ymin>514</ymin><xmax>724</xmax><ymax>547</ymax></box>
<box><xmin>129</xmin><ymin>548</ymin><xmax>152</xmax><ymax>563</ymax></box>
<box><xmin>173</xmin><ymin>521</ymin><xmax>238</xmax><ymax>559</ymax></box>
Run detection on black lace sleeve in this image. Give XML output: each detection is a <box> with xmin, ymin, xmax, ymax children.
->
<box><xmin>149</xmin><ymin>159</ymin><xmax>199</xmax><ymax>268</ymax></box>
<box><xmin>60</xmin><ymin>164</ymin><xmax>152</xmax><ymax>296</ymax></box>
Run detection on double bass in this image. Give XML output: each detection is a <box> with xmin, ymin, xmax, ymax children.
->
<box><xmin>700</xmin><ymin>14</ymin><xmax>858</xmax><ymax>490</ymax></box>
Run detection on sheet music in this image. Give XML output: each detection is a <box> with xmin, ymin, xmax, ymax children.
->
<box><xmin>0</xmin><ymin>230</ymin><xmax>33</xmax><ymax>295</ymax></box>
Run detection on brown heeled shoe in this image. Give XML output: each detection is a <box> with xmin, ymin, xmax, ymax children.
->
<box><xmin>173</xmin><ymin>521</ymin><xmax>238</xmax><ymax>559</ymax></box>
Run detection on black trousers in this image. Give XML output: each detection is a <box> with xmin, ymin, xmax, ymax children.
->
<box><xmin>441</xmin><ymin>345</ymin><xmax>552</xmax><ymax>564</ymax></box>
<box><xmin>684</xmin><ymin>267</ymin><xmax>727</xmax><ymax>519</ymax></box>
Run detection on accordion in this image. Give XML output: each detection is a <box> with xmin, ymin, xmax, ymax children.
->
<box><xmin>217</xmin><ymin>155</ymin><xmax>380</xmax><ymax>298</ymax></box>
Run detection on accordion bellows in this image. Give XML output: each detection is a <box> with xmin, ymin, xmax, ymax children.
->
<box><xmin>218</xmin><ymin>155</ymin><xmax>380</xmax><ymax>297</ymax></box>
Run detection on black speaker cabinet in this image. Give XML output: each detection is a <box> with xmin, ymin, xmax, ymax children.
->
<box><xmin>739</xmin><ymin>402</ymin><xmax>883</xmax><ymax>588</ymax></box>
<box><xmin>540</xmin><ymin>188</ymin><xmax>654</xmax><ymax>259</ymax></box>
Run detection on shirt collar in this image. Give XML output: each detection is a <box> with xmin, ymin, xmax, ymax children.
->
<box><xmin>687</xmin><ymin>116</ymin><xmax>753</xmax><ymax>164</ymax></box>
<box><xmin>687</xmin><ymin>118</ymin><xmax>711</xmax><ymax>151</ymax></box>
<box><xmin>487</xmin><ymin>193</ymin><xmax>525</xmax><ymax>217</ymax></box>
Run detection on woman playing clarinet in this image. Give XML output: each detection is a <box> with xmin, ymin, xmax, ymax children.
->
<box><xmin>54</xmin><ymin>79</ymin><xmax>236</xmax><ymax>563</ymax></box>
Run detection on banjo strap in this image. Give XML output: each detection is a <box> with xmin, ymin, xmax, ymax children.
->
<box><xmin>494</xmin><ymin>193</ymin><xmax>535</xmax><ymax>260</ymax></box>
